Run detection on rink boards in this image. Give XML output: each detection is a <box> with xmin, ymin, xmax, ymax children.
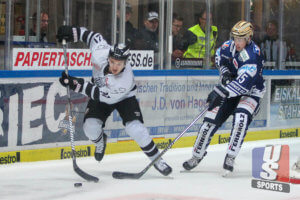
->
<box><xmin>0</xmin><ymin>127</ymin><xmax>299</xmax><ymax>164</ymax></box>
<box><xmin>0</xmin><ymin>70</ymin><xmax>299</xmax><ymax>164</ymax></box>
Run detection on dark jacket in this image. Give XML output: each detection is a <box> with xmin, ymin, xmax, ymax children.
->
<box><xmin>104</xmin><ymin>20</ymin><xmax>138</xmax><ymax>48</ymax></box>
<box><xmin>135</xmin><ymin>27</ymin><xmax>158</xmax><ymax>52</ymax></box>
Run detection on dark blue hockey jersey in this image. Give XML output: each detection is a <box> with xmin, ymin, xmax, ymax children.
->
<box><xmin>215</xmin><ymin>40</ymin><xmax>266</xmax><ymax>98</ymax></box>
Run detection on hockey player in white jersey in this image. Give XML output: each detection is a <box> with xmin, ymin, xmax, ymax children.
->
<box><xmin>56</xmin><ymin>25</ymin><xmax>172</xmax><ymax>176</ymax></box>
<box><xmin>183</xmin><ymin>21</ymin><xmax>265</xmax><ymax>176</ymax></box>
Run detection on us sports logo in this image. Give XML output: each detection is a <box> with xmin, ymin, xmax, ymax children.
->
<box><xmin>252</xmin><ymin>145</ymin><xmax>290</xmax><ymax>193</ymax></box>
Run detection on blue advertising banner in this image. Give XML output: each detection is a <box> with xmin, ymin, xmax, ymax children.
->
<box><xmin>0</xmin><ymin>79</ymin><xmax>89</xmax><ymax>148</ymax></box>
<box><xmin>270</xmin><ymin>79</ymin><xmax>300</xmax><ymax>127</ymax></box>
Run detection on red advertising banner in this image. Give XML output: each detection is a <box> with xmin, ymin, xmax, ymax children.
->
<box><xmin>13</xmin><ymin>48</ymin><xmax>92</xmax><ymax>70</ymax></box>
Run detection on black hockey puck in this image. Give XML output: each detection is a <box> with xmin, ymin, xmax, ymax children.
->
<box><xmin>74</xmin><ymin>183</ymin><xmax>82</xmax><ymax>187</ymax></box>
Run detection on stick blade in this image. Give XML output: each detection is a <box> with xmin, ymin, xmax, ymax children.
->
<box><xmin>112</xmin><ymin>171</ymin><xmax>143</xmax><ymax>179</ymax></box>
<box><xmin>74</xmin><ymin>164</ymin><xmax>99</xmax><ymax>182</ymax></box>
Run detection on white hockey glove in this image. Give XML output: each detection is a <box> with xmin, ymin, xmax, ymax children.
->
<box><xmin>59</xmin><ymin>71</ymin><xmax>84</xmax><ymax>93</ymax></box>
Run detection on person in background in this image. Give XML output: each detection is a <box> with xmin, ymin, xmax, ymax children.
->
<box><xmin>135</xmin><ymin>11</ymin><xmax>159</xmax><ymax>52</ymax></box>
<box><xmin>182</xmin><ymin>9</ymin><xmax>218</xmax><ymax>65</ymax></box>
<box><xmin>104</xmin><ymin>2</ymin><xmax>138</xmax><ymax>48</ymax></box>
<box><xmin>30</xmin><ymin>12</ymin><xmax>49</xmax><ymax>43</ymax></box>
<box><xmin>260</xmin><ymin>20</ymin><xmax>286</xmax><ymax>63</ymax></box>
<box><xmin>260</xmin><ymin>20</ymin><xmax>297</xmax><ymax>67</ymax></box>
<box><xmin>172</xmin><ymin>13</ymin><xmax>184</xmax><ymax>60</ymax></box>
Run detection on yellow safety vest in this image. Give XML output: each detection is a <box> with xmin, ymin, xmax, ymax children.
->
<box><xmin>183</xmin><ymin>24</ymin><xmax>218</xmax><ymax>59</ymax></box>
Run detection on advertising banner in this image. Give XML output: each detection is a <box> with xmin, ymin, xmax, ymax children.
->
<box><xmin>270</xmin><ymin>79</ymin><xmax>300</xmax><ymax>127</ymax></box>
<box><xmin>12</xmin><ymin>48</ymin><xmax>92</xmax><ymax>70</ymax></box>
<box><xmin>12</xmin><ymin>48</ymin><xmax>154</xmax><ymax>70</ymax></box>
<box><xmin>0</xmin><ymin>74</ymin><xmax>270</xmax><ymax>150</ymax></box>
<box><xmin>0</xmin><ymin>79</ymin><xmax>89</xmax><ymax>148</ymax></box>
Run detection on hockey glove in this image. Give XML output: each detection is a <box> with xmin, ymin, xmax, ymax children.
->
<box><xmin>206</xmin><ymin>85</ymin><xmax>229</xmax><ymax>111</ymax></box>
<box><xmin>221</xmin><ymin>71</ymin><xmax>235</xmax><ymax>86</ymax></box>
<box><xmin>57</xmin><ymin>25</ymin><xmax>80</xmax><ymax>43</ymax></box>
<box><xmin>59</xmin><ymin>71</ymin><xmax>84</xmax><ymax>93</ymax></box>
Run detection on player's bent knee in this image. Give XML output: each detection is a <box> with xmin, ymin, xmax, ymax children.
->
<box><xmin>234</xmin><ymin>109</ymin><xmax>252</xmax><ymax>127</ymax></box>
<box><xmin>83</xmin><ymin>118</ymin><xmax>103</xmax><ymax>141</ymax></box>
<box><xmin>125</xmin><ymin>120</ymin><xmax>152</xmax><ymax>147</ymax></box>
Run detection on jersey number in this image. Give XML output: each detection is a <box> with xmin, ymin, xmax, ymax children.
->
<box><xmin>238</xmin><ymin>73</ymin><xmax>248</xmax><ymax>83</ymax></box>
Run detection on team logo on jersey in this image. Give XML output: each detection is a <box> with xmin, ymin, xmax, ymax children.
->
<box><xmin>134</xmin><ymin>111</ymin><xmax>141</xmax><ymax>117</ymax></box>
<box><xmin>238</xmin><ymin>49</ymin><xmax>250</xmax><ymax>62</ymax></box>
<box><xmin>215</xmin><ymin>48</ymin><xmax>221</xmax><ymax>65</ymax></box>
<box><xmin>222</xmin><ymin>41</ymin><xmax>230</xmax><ymax>50</ymax></box>
<box><xmin>94</xmin><ymin>77</ymin><xmax>106</xmax><ymax>87</ymax></box>
<box><xmin>251</xmin><ymin>145</ymin><xmax>290</xmax><ymax>193</ymax></box>
<box><xmin>233</xmin><ymin>58</ymin><xmax>238</xmax><ymax>69</ymax></box>
<box><xmin>239</xmin><ymin>64</ymin><xmax>257</xmax><ymax>77</ymax></box>
<box><xmin>253</xmin><ymin>45</ymin><xmax>261</xmax><ymax>55</ymax></box>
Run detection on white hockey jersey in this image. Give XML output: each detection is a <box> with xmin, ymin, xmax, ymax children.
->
<box><xmin>78</xmin><ymin>27</ymin><xmax>136</xmax><ymax>104</ymax></box>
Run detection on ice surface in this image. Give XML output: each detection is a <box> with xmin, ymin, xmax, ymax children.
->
<box><xmin>0</xmin><ymin>138</ymin><xmax>299</xmax><ymax>200</ymax></box>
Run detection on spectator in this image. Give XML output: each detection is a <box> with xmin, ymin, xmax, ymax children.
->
<box><xmin>135</xmin><ymin>11</ymin><xmax>159</xmax><ymax>52</ymax></box>
<box><xmin>172</xmin><ymin>13</ymin><xmax>184</xmax><ymax>60</ymax></box>
<box><xmin>260</xmin><ymin>20</ymin><xmax>297</xmax><ymax>66</ymax></box>
<box><xmin>183</xmin><ymin>9</ymin><xmax>218</xmax><ymax>62</ymax></box>
<box><xmin>260</xmin><ymin>20</ymin><xmax>287</xmax><ymax>64</ymax></box>
<box><xmin>104</xmin><ymin>2</ymin><xmax>138</xmax><ymax>48</ymax></box>
<box><xmin>30</xmin><ymin>12</ymin><xmax>49</xmax><ymax>43</ymax></box>
<box><xmin>251</xmin><ymin>22</ymin><xmax>262</xmax><ymax>45</ymax></box>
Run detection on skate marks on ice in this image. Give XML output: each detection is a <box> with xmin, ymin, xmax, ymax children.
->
<box><xmin>102</xmin><ymin>193</ymin><xmax>220</xmax><ymax>200</ymax></box>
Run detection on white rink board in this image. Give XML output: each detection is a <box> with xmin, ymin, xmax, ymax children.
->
<box><xmin>0</xmin><ymin>71</ymin><xmax>298</xmax><ymax>152</ymax></box>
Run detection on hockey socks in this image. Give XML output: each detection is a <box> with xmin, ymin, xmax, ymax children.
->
<box><xmin>93</xmin><ymin>133</ymin><xmax>107</xmax><ymax>162</ymax></box>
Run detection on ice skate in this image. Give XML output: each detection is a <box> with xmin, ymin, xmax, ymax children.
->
<box><xmin>154</xmin><ymin>158</ymin><xmax>172</xmax><ymax>176</ymax></box>
<box><xmin>222</xmin><ymin>154</ymin><xmax>235</xmax><ymax>177</ymax></box>
<box><xmin>94</xmin><ymin>133</ymin><xmax>107</xmax><ymax>161</ymax></box>
<box><xmin>183</xmin><ymin>151</ymin><xmax>207</xmax><ymax>171</ymax></box>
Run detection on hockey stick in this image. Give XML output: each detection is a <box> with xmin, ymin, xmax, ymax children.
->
<box><xmin>58</xmin><ymin>104</ymin><xmax>80</xmax><ymax>134</ymax></box>
<box><xmin>62</xmin><ymin>39</ymin><xmax>99</xmax><ymax>183</ymax></box>
<box><xmin>112</xmin><ymin>105</ymin><xmax>209</xmax><ymax>179</ymax></box>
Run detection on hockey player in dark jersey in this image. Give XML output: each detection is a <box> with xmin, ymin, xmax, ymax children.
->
<box><xmin>183</xmin><ymin>21</ymin><xmax>265</xmax><ymax>176</ymax></box>
<box><xmin>56</xmin><ymin>25</ymin><xmax>172</xmax><ymax>176</ymax></box>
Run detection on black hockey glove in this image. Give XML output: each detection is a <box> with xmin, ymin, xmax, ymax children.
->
<box><xmin>59</xmin><ymin>71</ymin><xmax>84</xmax><ymax>93</ymax></box>
<box><xmin>57</xmin><ymin>25</ymin><xmax>80</xmax><ymax>43</ymax></box>
<box><xmin>221</xmin><ymin>71</ymin><xmax>235</xmax><ymax>86</ymax></box>
<box><xmin>206</xmin><ymin>85</ymin><xmax>229</xmax><ymax>111</ymax></box>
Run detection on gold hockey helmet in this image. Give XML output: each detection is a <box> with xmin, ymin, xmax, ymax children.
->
<box><xmin>231</xmin><ymin>20</ymin><xmax>253</xmax><ymax>40</ymax></box>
